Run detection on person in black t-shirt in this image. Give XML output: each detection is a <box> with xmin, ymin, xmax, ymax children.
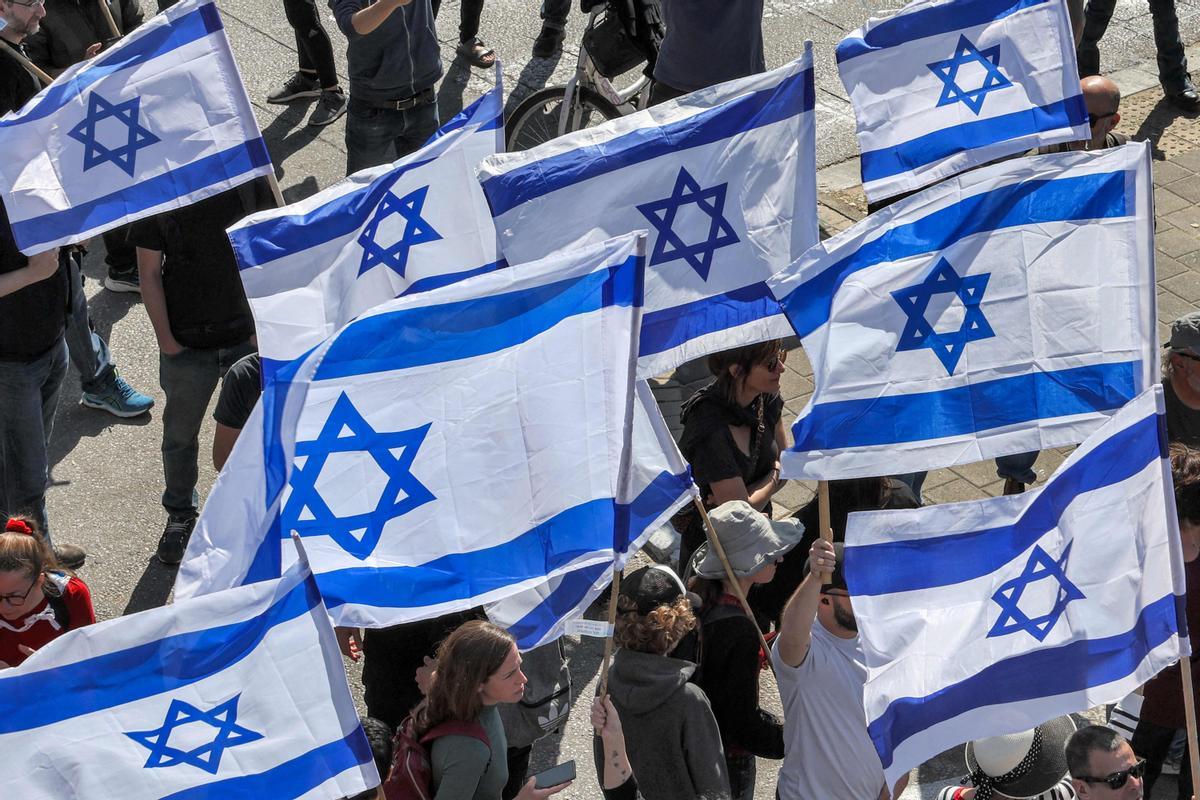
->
<box><xmin>211</xmin><ymin>352</ymin><xmax>261</xmax><ymax>471</ymax></box>
<box><xmin>131</xmin><ymin>180</ymin><xmax>274</xmax><ymax>566</ymax></box>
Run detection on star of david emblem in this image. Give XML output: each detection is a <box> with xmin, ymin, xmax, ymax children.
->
<box><xmin>926</xmin><ymin>34</ymin><xmax>1014</xmax><ymax>115</ymax></box>
<box><xmin>281</xmin><ymin>392</ymin><xmax>435</xmax><ymax>560</ymax></box>
<box><xmin>357</xmin><ymin>185</ymin><xmax>443</xmax><ymax>278</ymax></box>
<box><xmin>66</xmin><ymin>92</ymin><xmax>160</xmax><ymax>177</ymax></box>
<box><xmin>892</xmin><ymin>257</ymin><xmax>994</xmax><ymax>375</ymax></box>
<box><xmin>988</xmin><ymin>542</ymin><xmax>1086</xmax><ymax>641</ymax></box>
<box><xmin>635</xmin><ymin>166</ymin><xmax>740</xmax><ymax>280</ymax></box>
<box><xmin>125</xmin><ymin>694</ymin><xmax>262</xmax><ymax>774</ymax></box>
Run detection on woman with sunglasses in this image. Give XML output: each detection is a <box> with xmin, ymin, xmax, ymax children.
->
<box><xmin>0</xmin><ymin>516</ymin><xmax>95</xmax><ymax>669</ymax></box>
<box><xmin>676</xmin><ymin>340</ymin><xmax>790</xmax><ymax>573</ymax></box>
<box><xmin>1128</xmin><ymin>443</ymin><xmax>1200</xmax><ymax>799</ymax></box>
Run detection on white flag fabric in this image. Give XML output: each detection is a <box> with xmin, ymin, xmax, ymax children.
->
<box><xmin>844</xmin><ymin>386</ymin><xmax>1190</xmax><ymax>787</ymax></box>
<box><xmin>479</xmin><ymin>48</ymin><xmax>817</xmax><ymax>379</ymax></box>
<box><xmin>230</xmin><ymin>69</ymin><xmax>504</xmax><ymax>379</ymax></box>
<box><xmin>0</xmin><ymin>558</ymin><xmax>377</xmax><ymax>799</ymax></box>
<box><xmin>839</xmin><ymin>0</ymin><xmax>1088</xmax><ymax>202</ymax></box>
<box><xmin>768</xmin><ymin>142</ymin><xmax>1155</xmax><ymax>480</ymax></box>
<box><xmin>486</xmin><ymin>381</ymin><xmax>697</xmax><ymax>649</ymax></box>
<box><xmin>176</xmin><ymin>234</ymin><xmax>648</xmax><ymax>629</ymax></box>
<box><xmin>0</xmin><ymin>0</ymin><xmax>273</xmax><ymax>255</ymax></box>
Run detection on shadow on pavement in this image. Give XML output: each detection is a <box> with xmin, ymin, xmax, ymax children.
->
<box><xmin>123</xmin><ymin>559</ymin><xmax>177</xmax><ymax>614</ymax></box>
<box><xmin>437</xmin><ymin>57</ymin><xmax>471</xmax><ymax>121</ymax></box>
<box><xmin>1132</xmin><ymin>96</ymin><xmax>1193</xmax><ymax>159</ymax></box>
<box><xmin>505</xmin><ymin>52</ymin><xmax>564</xmax><ymax>113</ymax></box>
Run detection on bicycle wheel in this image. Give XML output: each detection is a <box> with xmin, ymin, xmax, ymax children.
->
<box><xmin>505</xmin><ymin>85</ymin><xmax>622</xmax><ymax>152</ymax></box>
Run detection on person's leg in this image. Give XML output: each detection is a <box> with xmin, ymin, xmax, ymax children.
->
<box><xmin>1178</xmin><ymin>735</ymin><xmax>1194</xmax><ymax>800</ymax></box>
<box><xmin>540</xmin><ymin>0</ymin><xmax>568</xmax><ymax>26</ymax></box>
<box><xmin>393</xmin><ymin>98</ymin><xmax>440</xmax><ymax>159</ymax></box>
<box><xmin>459</xmin><ymin>0</ymin><xmax>484</xmax><ymax>42</ymax></box>
<box><xmin>285</xmin><ymin>0</ymin><xmax>340</xmax><ymax>90</ymax></box>
<box><xmin>1149</xmin><ymin>0</ymin><xmax>1191</xmax><ymax>93</ymax></box>
<box><xmin>102</xmin><ymin>225</ymin><xmax>139</xmax><ymax>293</ymax></box>
<box><xmin>995</xmin><ymin>451</ymin><xmax>1038</xmax><ymax>491</ymax></box>
<box><xmin>501</xmin><ymin>745</ymin><xmax>533</xmax><ymax>800</ymax></box>
<box><xmin>649</xmin><ymin>80</ymin><xmax>688</xmax><ymax>106</ymax></box>
<box><xmin>63</xmin><ymin>250</ymin><xmax>115</xmax><ymax>396</ymax></box>
<box><xmin>725</xmin><ymin>753</ymin><xmax>756</xmax><ymax>800</ymax></box>
<box><xmin>346</xmin><ymin>101</ymin><xmax>403</xmax><ymax>173</ymax></box>
<box><xmin>159</xmin><ymin>347</ymin><xmax>222</xmax><ymax>518</ymax></box>
<box><xmin>1076</xmin><ymin>0</ymin><xmax>1118</xmax><ymax>77</ymax></box>
<box><xmin>534</xmin><ymin>0</ymin><xmax>569</xmax><ymax>57</ymax></box>
<box><xmin>892</xmin><ymin>471</ymin><xmax>928</xmax><ymax>499</ymax></box>
<box><xmin>1130</xmin><ymin>717</ymin><xmax>1177</xmax><ymax>797</ymax></box>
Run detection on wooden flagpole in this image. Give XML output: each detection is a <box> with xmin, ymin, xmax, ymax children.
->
<box><xmin>1180</xmin><ymin>659</ymin><xmax>1200</xmax><ymax>791</ymax></box>
<box><xmin>6</xmin><ymin>46</ymin><xmax>52</xmax><ymax>87</ymax></box>
<box><xmin>97</xmin><ymin>0</ymin><xmax>121</xmax><ymax>38</ymax></box>
<box><xmin>596</xmin><ymin>565</ymin><xmax>622</xmax><ymax>698</ymax></box>
<box><xmin>695</xmin><ymin>497</ymin><xmax>775</xmax><ymax>674</ymax></box>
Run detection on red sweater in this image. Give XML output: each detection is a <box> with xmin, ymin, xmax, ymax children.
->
<box><xmin>0</xmin><ymin>574</ymin><xmax>95</xmax><ymax>667</ymax></box>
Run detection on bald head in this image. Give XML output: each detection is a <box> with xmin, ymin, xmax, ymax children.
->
<box><xmin>1080</xmin><ymin>76</ymin><xmax>1121</xmax><ymax>149</ymax></box>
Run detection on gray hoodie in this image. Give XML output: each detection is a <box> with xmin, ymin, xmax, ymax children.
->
<box><xmin>594</xmin><ymin>649</ymin><xmax>731</xmax><ymax>800</ymax></box>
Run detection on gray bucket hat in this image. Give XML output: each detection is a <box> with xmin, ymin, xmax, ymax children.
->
<box><xmin>1167</xmin><ymin>311</ymin><xmax>1200</xmax><ymax>356</ymax></box>
<box><xmin>694</xmin><ymin>500</ymin><xmax>805</xmax><ymax>579</ymax></box>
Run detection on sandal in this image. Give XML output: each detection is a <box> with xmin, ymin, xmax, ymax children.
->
<box><xmin>456</xmin><ymin>37</ymin><xmax>496</xmax><ymax>69</ymax></box>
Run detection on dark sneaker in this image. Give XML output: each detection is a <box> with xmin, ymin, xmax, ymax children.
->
<box><xmin>532</xmin><ymin>23</ymin><xmax>565</xmax><ymax>58</ymax></box>
<box><xmin>53</xmin><ymin>543</ymin><xmax>86</xmax><ymax>571</ymax></box>
<box><xmin>1002</xmin><ymin>477</ymin><xmax>1026</xmax><ymax>496</ymax></box>
<box><xmin>267</xmin><ymin>71</ymin><xmax>320</xmax><ymax>104</ymax></box>
<box><xmin>308</xmin><ymin>88</ymin><xmax>348</xmax><ymax>127</ymax></box>
<box><xmin>104</xmin><ymin>267</ymin><xmax>140</xmax><ymax>293</ymax></box>
<box><xmin>81</xmin><ymin>374</ymin><xmax>154</xmax><ymax>418</ymax></box>
<box><xmin>156</xmin><ymin>514</ymin><xmax>197</xmax><ymax>565</ymax></box>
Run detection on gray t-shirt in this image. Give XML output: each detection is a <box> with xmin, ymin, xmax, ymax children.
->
<box><xmin>773</xmin><ymin>621</ymin><xmax>884</xmax><ymax>800</ymax></box>
<box><xmin>430</xmin><ymin>704</ymin><xmax>508</xmax><ymax>800</ymax></box>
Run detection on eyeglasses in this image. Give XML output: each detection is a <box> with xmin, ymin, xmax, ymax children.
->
<box><xmin>1088</xmin><ymin>111</ymin><xmax>1117</xmax><ymax>127</ymax></box>
<box><xmin>1176</xmin><ymin>351</ymin><xmax>1200</xmax><ymax>363</ymax></box>
<box><xmin>1077</xmin><ymin>759</ymin><xmax>1146</xmax><ymax>790</ymax></box>
<box><xmin>0</xmin><ymin>577</ymin><xmax>37</xmax><ymax>606</ymax></box>
<box><xmin>821</xmin><ymin>589</ymin><xmax>850</xmax><ymax>598</ymax></box>
<box><xmin>762</xmin><ymin>350</ymin><xmax>788</xmax><ymax>372</ymax></box>
<box><xmin>8</xmin><ymin>0</ymin><xmax>46</xmax><ymax>7</ymax></box>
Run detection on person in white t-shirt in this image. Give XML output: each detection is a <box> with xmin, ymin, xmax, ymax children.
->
<box><xmin>771</xmin><ymin>538</ymin><xmax>907</xmax><ymax>800</ymax></box>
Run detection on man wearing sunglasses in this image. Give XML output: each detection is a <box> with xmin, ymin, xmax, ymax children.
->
<box><xmin>1066</xmin><ymin>725</ymin><xmax>1146</xmax><ymax>799</ymax></box>
<box><xmin>1164</xmin><ymin>312</ymin><xmax>1200</xmax><ymax>448</ymax></box>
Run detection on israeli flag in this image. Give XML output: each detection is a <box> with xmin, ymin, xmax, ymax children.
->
<box><xmin>839</xmin><ymin>0</ymin><xmax>1088</xmax><ymax>202</ymax></box>
<box><xmin>230</xmin><ymin>70</ymin><xmax>505</xmax><ymax>379</ymax></box>
<box><xmin>845</xmin><ymin>386</ymin><xmax>1190</xmax><ymax>787</ymax></box>
<box><xmin>0</xmin><ymin>0</ymin><xmax>273</xmax><ymax>255</ymax></box>
<box><xmin>0</xmin><ymin>557</ymin><xmax>377</xmax><ymax>799</ymax></box>
<box><xmin>486</xmin><ymin>381</ymin><xmax>697</xmax><ymax>649</ymax></box>
<box><xmin>768</xmin><ymin>142</ymin><xmax>1155</xmax><ymax>480</ymax></box>
<box><xmin>479</xmin><ymin>48</ymin><xmax>817</xmax><ymax>379</ymax></box>
<box><xmin>176</xmin><ymin>234</ymin><xmax>652</xmax><ymax>629</ymax></box>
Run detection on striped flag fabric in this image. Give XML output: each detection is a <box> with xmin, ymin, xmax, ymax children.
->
<box><xmin>767</xmin><ymin>141</ymin><xmax>1155</xmax><ymax>481</ymax></box>
<box><xmin>843</xmin><ymin>385</ymin><xmax>1190</xmax><ymax>787</ymax></box>
<box><xmin>0</xmin><ymin>0</ymin><xmax>273</xmax><ymax>254</ymax></box>
<box><xmin>838</xmin><ymin>0</ymin><xmax>1088</xmax><ymax>202</ymax></box>
<box><xmin>229</xmin><ymin>70</ymin><xmax>504</xmax><ymax>380</ymax></box>
<box><xmin>478</xmin><ymin>48</ymin><xmax>817</xmax><ymax>380</ymax></box>
<box><xmin>176</xmin><ymin>234</ymin><xmax>653</xmax><ymax>630</ymax></box>
<box><xmin>0</xmin><ymin>557</ymin><xmax>378</xmax><ymax>799</ymax></box>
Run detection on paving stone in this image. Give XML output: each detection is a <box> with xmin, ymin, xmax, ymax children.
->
<box><xmin>923</xmin><ymin>477</ymin><xmax>981</xmax><ymax>505</ymax></box>
<box><xmin>1157</xmin><ymin>253</ymin><xmax>1188</xmax><ymax>280</ymax></box>
<box><xmin>779</xmin><ymin>369</ymin><xmax>814</xmax><ymax>403</ymax></box>
<box><xmin>1166</xmin><ymin>174</ymin><xmax>1200</xmax><ymax>204</ymax></box>
<box><xmin>1164</xmin><ymin>204</ymin><xmax>1200</xmax><ymax>231</ymax></box>
<box><xmin>1153</xmin><ymin>160</ymin><xmax>1194</xmax><ymax>184</ymax></box>
<box><xmin>1162</xmin><ymin>270</ymin><xmax>1200</xmax><ymax>302</ymax></box>
<box><xmin>1156</xmin><ymin>227</ymin><xmax>1200</xmax><ymax>258</ymax></box>
<box><xmin>948</xmin><ymin>459</ymin><xmax>1003</xmax><ymax>489</ymax></box>
<box><xmin>1155</xmin><ymin>187</ymin><xmax>1192</xmax><ymax>216</ymax></box>
<box><xmin>1159</xmin><ymin>288</ymin><xmax>1198</xmax><ymax>323</ymax></box>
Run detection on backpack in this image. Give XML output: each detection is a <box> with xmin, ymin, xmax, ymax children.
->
<box><xmin>382</xmin><ymin>715</ymin><xmax>491</xmax><ymax>800</ymax></box>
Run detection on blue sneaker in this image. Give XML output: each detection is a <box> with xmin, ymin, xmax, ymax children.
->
<box><xmin>81</xmin><ymin>374</ymin><xmax>154</xmax><ymax>418</ymax></box>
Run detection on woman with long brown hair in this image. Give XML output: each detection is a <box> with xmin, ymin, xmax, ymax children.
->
<box><xmin>410</xmin><ymin>620</ymin><xmax>569</xmax><ymax>800</ymax></box>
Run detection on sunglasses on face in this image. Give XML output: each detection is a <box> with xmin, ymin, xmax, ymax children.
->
<box><xmin>1077</xmin><ymin>758</ymin><xmax>1146</xmax><ymax>790</ymax></box>
<box><xmin>1177</xmin><ymin>351</ymin><xmax>1200</xmax><ymax>363</ymax></box>
<box><xmin>762</xmin><ymin>350</ymin><xmax>788</xmax><ymax>372</ymax></box>
<box><xmin>1088</xmin><ymin>111</ymin><xmax>1117</xmax><ymax>127</ymax></box>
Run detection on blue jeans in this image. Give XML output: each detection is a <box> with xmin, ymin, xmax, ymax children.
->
<box><xmin>159</xmin><ymin>341</ymin><xmax>255</xmax><ymax>516</ymax></box>
<box><xmin>64</xmin><ymin>249</ymin><xmax>116</xmax><ymax>394</ymax></box>
<box><xmin>895</xmin><ymin>451</ymin><xmax>1038</xmax><ymax>497</ymax></box>
<box><xmin>344</xmin><ymin>95</ymin><xmax>439</xmax><ymax>174</ymax></box>
<box><xmin>1078</xmin><ymin>0</ymin><xmax>1189</xmax><ymax>92</ymax></box>
<box><xmin>0</xmin><ymin>338</ymin><xmax>68</xmax><ymax>540</ymax></box>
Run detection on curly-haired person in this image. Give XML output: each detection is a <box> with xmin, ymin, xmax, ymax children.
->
<box><xmin>594</xmin><ymin>565</ymin><xmax>731</xmax><ymax>800</ymax></box>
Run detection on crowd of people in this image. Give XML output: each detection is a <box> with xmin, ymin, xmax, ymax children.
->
<box><xmin>2</xmin><ymin>0</ymin><xmax>1200</xmax><ymax>798</ymax></box>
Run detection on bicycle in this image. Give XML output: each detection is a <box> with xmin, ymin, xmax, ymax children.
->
<box><xmin>505</xmin><ymin>0</ymin><xmax>662</xmax><ymax>152</ymax></box>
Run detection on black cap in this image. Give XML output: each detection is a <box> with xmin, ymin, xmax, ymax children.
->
<box><xmin>802</xmin><ymin>542</ymin><xmax>847</xmax><ymax>591</ymax></box>
<box><xmin>619</xmin><ymin>565</ymin><xmax>693</xmax><ymax>615</ymax></box>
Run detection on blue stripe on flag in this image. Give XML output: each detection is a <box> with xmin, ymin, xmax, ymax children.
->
<box><xmin>314</xmin><ymin>257</ymin><xmax>643</xmax><ymax>380</ymax></box>
<box><xmin>639</xmin><ymin>282</ymin><xmax>782</xmax><ymax>358</ymax></box>
<box><xmin>161</xmin><ymin>728</ymin><xmax>372</xmax><ymax>800</ymax></box>
<box><xmin>507</xmin><ymin>563</ymin><xmax>610</xmax><ymax>649</ymax></box>
<box><xmin>858</xmin><ymin>96</ymin><xmax>1088</xmax><ymax>184</ymax></box>
<box><xmin>844</xmin><ymin>409</ymin><xmax>1159</xmax><ymax>596</ymax></box>
<box><xmin>481</xmin><ymin>66</ymin><xmax>814</xmax><ymax>217</ymax></box>
<box><xmin>11</xmin><ymin>139</ymin><xmax>271</xmax><ymax>251</ymax></box>
<box><xmin>795</xmin><ymin>361</ymin><xmax>1138</xmax><ymax>454</ymax></box>
<box><xmin>431</xmin><ymin>91</ymin><xmax>502</xmax><ymax>140</ymax></box>
<box><xmin>0</xmin><ymin>3</ymin><xmax>222</xmax><ymax>128</ymax></box>
<box><xmin>780</xmin><ymin>170</ymin><xmax>1130</xmax><ymax>338</ymax></box>
<box><xmin>867</xmin><ymin>591</ymin><xmax>1182</xmax><ymax>769</ymax></box>
<box><xmin>232</xmin><ymin>157</ymin><xmax>438</xmax><ymax>270</ymax></box>
<box><xmin>836</xmin><ymin>0</ymin><xmax>1049</xmax><ymax>62</ymax></box>
<box><xmin>318</xmin><ymin>491</ymin><xmax>641</xmax><ymax>611</ymax></box>
<box><xmin>397</xmin><ymin>259</ymin><xmax>507</xmax><ymax>297</ymax></box>
<box><xmin>0</xmin><ymin>575</ymin><xmax>321</xmax><ymax>733</ymax></box>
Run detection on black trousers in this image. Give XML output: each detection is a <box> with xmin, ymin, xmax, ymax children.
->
<box><xmin>431</xmin><ymin>0</ymin><xmax>485</xmax><ymax>43</ymax></box>
<box><xmin>1131</xmin><ymin>717</ymin><xmax>1192</xmax><ymax>800</ymax></box>
<box><xmin>282</xmin><ymin>0</ymin><xmax>338</xmax><ymax>89</ymax></box>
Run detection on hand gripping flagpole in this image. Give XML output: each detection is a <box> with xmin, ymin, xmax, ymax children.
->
<box><xmin>695</xmin><ymin>497</ymin><xmax>776</xmax><ymax>675</ymax></box>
